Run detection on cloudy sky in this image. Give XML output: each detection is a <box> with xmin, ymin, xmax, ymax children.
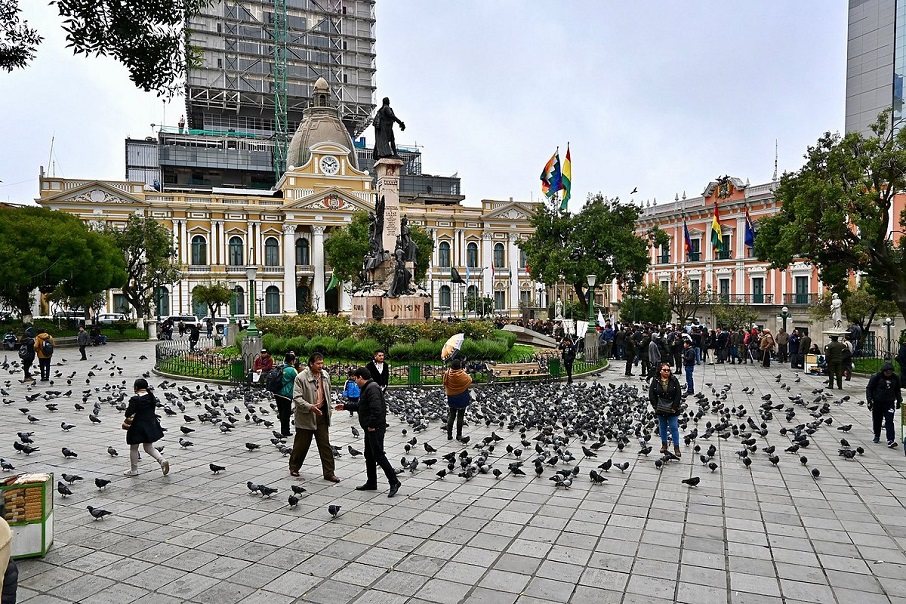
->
<box><xmin>1</xmin><ymin>2</ymin><xmax>846</xmax><ymax>209</ymax></box>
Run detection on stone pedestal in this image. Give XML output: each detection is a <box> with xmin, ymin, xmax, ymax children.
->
<box><xmin>146</xmin><ymin>320</ymin><xmax>158</xmax><ymax>340</ymax></box>
<box><xmin>241</xmin><ymin>335</ymin><xmax>262</xmax><ymax>375</ymax></box>
<box><xmin>584</xmin><ymin>331</ymin><xmax>599</xmax><ymax>364</ymax></box>
<box><xmin>351</xmin><ymin>294</ymin><xmax>431</xmax><ymax>325</ymax></box>
<box><xmin>374</xmin><ymin>158</ymin><xmax>404</xmax><ymax>254</ymax></box>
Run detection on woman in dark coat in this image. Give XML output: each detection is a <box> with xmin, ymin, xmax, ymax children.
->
<box><xmin>123</xmin><ymin>378</ymin><xmax>169</xmax><ymax>476</ymax></box>
<box><xmin>649</xmin><ymin>362</ymin><xmax>683</xmax><ymax>457</ymax></box>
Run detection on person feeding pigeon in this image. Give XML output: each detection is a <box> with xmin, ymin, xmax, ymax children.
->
<box><xmin>649</xmin><ymin>362</ymin><xmax>683</xmax><ymax>457</ymax></box>
<box><xmin>289</xmin><ymin>353</ymin><xmax>340</xmax><ymax>482</ymax></box>
<box><xmin>866</xmin><ymin>361</ymin><xmax>902</xmax><ymax>448</ymax></box>
<box><xmin>334</xmin><ymin>367</ymin><xmax>401</xmax><ymax>497</ymax></box>
<box><xmin>122</xmin><ymin>378</ymin><xmax>169</xmax><ymax>476</ymax></box>
<box><xmin>442</xmin><ymin>359</ymin><xmax>473</xmax><ymax>441</ymax></box>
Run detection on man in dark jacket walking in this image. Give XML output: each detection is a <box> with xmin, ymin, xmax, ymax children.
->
<box><xmin>867</xmin><ymin>361</ymin><xmax>902</xmax><ymax>447</ymax></box>
<box><xmin>824</xmin><ymin>335</ymin><xmax>846</xmax><ymax>389</ymax></box>
<box><xmin>335</xmin><ymin>367</ymin><xmax>401</xmax><ymax>497</ymax></box>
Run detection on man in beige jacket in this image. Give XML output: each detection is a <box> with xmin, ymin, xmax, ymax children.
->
<box><xmin>289</xmin><ymin>353</ymin><xmax>339</xmax><ymax>482</ymax></box>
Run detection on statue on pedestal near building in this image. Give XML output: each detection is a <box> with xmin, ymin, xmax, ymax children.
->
<box><xmin>373</xmin><ymin>97</ymin><xmax>406</xmax><ymax>160</ymax></box>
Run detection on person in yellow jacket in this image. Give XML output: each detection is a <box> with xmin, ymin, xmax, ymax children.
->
<box><xmin>443</xmin><ymin>359</ymin><xmax>473</xmax><ymax>441</ymax></box>
<box><xmin>33</xmin><ymin>329</ymin><xmax>55</xmax><ymax>382</ymax></box>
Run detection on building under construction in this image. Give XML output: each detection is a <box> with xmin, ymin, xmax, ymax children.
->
<box><xmin>127</xmin><ymin>0</ymin><xmax>377</xmax><ymax>191</ymax></box>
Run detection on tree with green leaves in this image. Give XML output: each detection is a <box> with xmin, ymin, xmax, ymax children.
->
<box><xmin>519</xmin><ymin>194</ymin><xmax>667</xmax><ymax>316</ymax></box>
<box><xmin>191</xmin><ymin>282</ymin><xmax>233</xmax><ymax>318</ymax></box>
<box><xmin>324</xmin><ymin>211</ymin><xmax>434</xmax><ymax>289</ymax></box>
<box><xmin>667</xmin><ymin>278</ymin><xmax>713</xmax><ymax>325</ymax></box>
<box><xmin>0</xmin><ymin>206</ymin><xmax>126</xmax><ymax>320</ymax></box>
<box><xmin>1</xmin><ymin>0</ymin><xmax>209</xmax><ymax>96</ymax></box>
<box><xmin>713</xmin><ymin>299</ymin><xmax>759</xmax><ymax>331</ymax></box>
<box><xmin>618</xmin><ymin>283</ymin><xmax>670</xmax><ymax>324</ymax></box>
<box><xmin>104</xmin><ymin>215</ymin><xmax>181</xmax><ymax>325</ymax></box>
<box><xmin>756</xmin><ymin>110</ymin><xmax>906</xmax><ymax>320</ymax></box>
<box><xmin>464</xmin><ymin>294</ymin><xmax>494</xmax><ymax>318</ymax></box>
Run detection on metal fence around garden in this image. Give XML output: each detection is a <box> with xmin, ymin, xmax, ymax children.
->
<box><xmin>154</xmin><ymin>340</ymin><xmax>606</xmax><ymax>386</ymax></box>
<box><xmin>155</xmin><ymin>337</ymin><xmax>242</xmax><ymax>381</ymax></box>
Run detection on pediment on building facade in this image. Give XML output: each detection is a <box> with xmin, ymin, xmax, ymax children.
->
<box><xmin>283</xmin><ymin>187</ymin><xmax>374</xmax><ymax>213</ymax></box>
<box><xmin>702</xmin><ymin>175</ymin><xmax>747</xmax><ymax>200</ymax></box>
<box><xmin>484</xmin><ymin>202</ymin><xmax>534</xmax><ymax>221</ymax></box>
<box><xmin>41</xmin><ymin>181</ymin><xmax>148</xmax><ymax>206</ymax></box>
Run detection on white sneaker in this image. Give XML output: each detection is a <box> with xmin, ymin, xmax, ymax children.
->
<box><xmin>123</xmin><ymin>469</ymin><xmax>139</xmax><ymax>476</ymax></box>
<box><xmin>160</xmin><ymin>460</ymin><xmax>170</xmax><ymax>476</ymax></box>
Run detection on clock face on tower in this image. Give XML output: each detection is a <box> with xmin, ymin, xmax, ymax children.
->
<box><xmin>319</xmin><ymin>155</ymin><xmax>339</xmax><ymax>175</ymax></box>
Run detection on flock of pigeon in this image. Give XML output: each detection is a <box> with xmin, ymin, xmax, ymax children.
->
<box><xmin>0</xmin><ymin>349</ymin><xmax>874</xmax><ymax>526</ymax></box>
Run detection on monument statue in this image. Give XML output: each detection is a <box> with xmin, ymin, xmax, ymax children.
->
<box><xmin>375</xmin><ymin>195</ymin><xmax>385</xmax><ymax>251</ymax></box>
<box><xmin>398</xmin><ymin>216</ymin><xmax>418</xmax><ymax>263</ymax></box>
<box><xmin>387</xmin><ymin>247</ymin><xmax>413</xmax><ymax>297</ymax></box>
<box><xmin>555</xmin><ymin>297</ymin><xmax>564</xmax><ymax>319</ymax></box>
<box><xmin>373</xmin><ymin>97</ymin><xmax>405</xmax><ymax>159</ymax></box>
<box><xmin>830</xmin><ymin>293</ymin><xmax>843</xmax><ymax>329</ymax></box>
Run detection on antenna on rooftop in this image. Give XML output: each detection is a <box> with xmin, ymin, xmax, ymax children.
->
<box><xmin>773</xmin><ymin>139</ymin><xmax>778</xmax><ymax>182</ymax></box>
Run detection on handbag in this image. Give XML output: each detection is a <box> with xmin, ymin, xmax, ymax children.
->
<box><xmin>656</xmin><ymin>396</ymin><xmax>675</xmax><ymax>415</ymax></box>
<box><xmin>122</xmin><ymin>416</ymin><xmax>134</xmax><ymax>430</ymax></box>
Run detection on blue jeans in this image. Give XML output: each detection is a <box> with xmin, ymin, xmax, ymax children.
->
<box><xmin>657</xmin><ymin>414</ymin><xmax>680</xmax><ymax>446</ymax></box>
<box><xmin>684</xmin><ymin>365</ymin><xmax>694</xmax><ymax>394</ymax></box>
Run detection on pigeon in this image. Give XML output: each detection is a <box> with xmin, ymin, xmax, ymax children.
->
<box><xmin>57</xmin><ymin>481</ymin><xmax>72</xmax><ymax>497</ymax></box>
<box><xmin>328</xmin><ymin>504</ymin><xmax>341</xmax><ymax>518</ymax></box>
<box><xmin>351</xmin><ymin>427</ymin><xmax>360</xmax><ymax>438</ymax></box>
<box><xmin>62</xmin><ymin>447</ymin><xmax>78</xmax><ymax>458</ymax></box>
<box><xmin>811</xmin><ymin>468</ymin><xmax>821</xmax><ymax>479</ymax></box>
<box><xmin>245</xmin><ymin>443</ymin><xmax>261</xmax><ymax>451</ymax></box>
<box><xmin>88</xmin><ymin>414</ymin><xmax>101</xmax><ymax>423</ymax></box>
<box><xmin>87</xmin><ymin>505</ymin><xmax>112</xmax><ymax>520</ymax></box>
<box><xmin>246</xmin><ymin>481</ymin><xmax>260</xmax><ymax>494</ymax></box>
<box><xmin>209</xmin><ymin>463</ymin><xmax>226</xmax><ymax>474</ymax></box>
<box><xmin>348</xmin><ymin>445</ymin><xmax>362</xmax><ymax>457</ymax></box>
<box><xmin>60</xmin><ymin>422</ymin><xmax>75</xmax><ymax>431</ymax></box>
<box><xmin>424</xmin><ymin>443</ymin><xmax>437</xmax><ymax>453</ymax></box>
<box><xmin>615</xmin><ymin>462</ymin><xmax>630</xmax><ymax>473</ymax></box>
<box><xmin>288</xmin><ymin>494</ymin><xmax>300</xmax><ymax>507</ymax></box>
<box><xmin>61</xmin><ymin>473</ymin><xmax>83</xmax><ymax>484</ymax></box>
<box><xmin>290</xmin><ymin>484</ymin><xmax>306</xmax><ymax>495</ymax></box>
<box><xmin>258</xmin><ymin>485</ymin><xmax>278</xmax><ymax>497</ymax></box>
<box><xmin>179</xmin><ymin>438</ymin><xmax>194</xmax><ymax>448</ymax></box>
<box><xmin>107</xmin><ymin>447</ymin><xmax>118</xmax><ymax>457</ymax></box>
<box><xmin>95</xmin><ymin>478</ymin><xmax>111</xmax><ymax>489</ymax></box>
<box><xmin>682</xmin><ymin>476</ymin><xmax>701</xmax><ymax>487</ymax></box>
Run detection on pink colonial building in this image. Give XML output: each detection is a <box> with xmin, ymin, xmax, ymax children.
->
<box><xmin>630</xmin><ymin>175</ymin><xmax>825</xmax><ymax>329</ymax></box>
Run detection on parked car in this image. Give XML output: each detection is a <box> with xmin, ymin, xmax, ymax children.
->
<box><xmin>165</xmin><ymin>315</ymin><xmax>202</xmax><ymax>329</ymax></box>
<box><xmin>53</xmin><ymin>310</ymin><xmax>86</xmax><ymax>321</ymax></box>
<box><xmin>96</xmin><ymin>313</ymin><xmax>128</xmax><ymax>325</ymax></box>
<box><xmin>212</xmin><ymin>317</ymin><xmax>229</xmax><ymax>335</ymax></box>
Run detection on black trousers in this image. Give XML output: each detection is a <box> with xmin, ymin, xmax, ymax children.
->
<box><xmin>274</xmin><ymin>395</ymin><xmax>292</xmax><ymax>436</ymax></box>
<box><xmin>447</xmin><ymin>407</ymin><xmax>465</xmax><ymax>436</ymax></box>
<box><xmin>872</xmin><ymin>403</ymin><xmax>896</xmax><ymax>442</ymax></box>
<box><xmin>79</xmin><ymin>345</ymin><xmax>87</xmax><ymax>360</ymax></box>
<box><xmin>564</xmin><ymin>361</ymin><xmax>574</xmax><ymax>384</ymax></box>
<box><xmin>363</xmin><ymin>427</ymin><xmax>397</xmax><ymax>487</ymax></box>
<box><xmin>38</xmin><ymin>357</ymin><xmax>51</xmax><ymax>380</ymax></box>
<box><xmin>624</xmin><ymin>356</ymin><xmax>634</xmax><ymax>375</ymax></box>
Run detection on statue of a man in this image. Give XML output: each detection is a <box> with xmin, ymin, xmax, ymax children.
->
<box><xmin>830</xmin><ymin>293</ymin><xmax>843</xmax><ymax>328</ymax></box>
<box><xmin>387</xmin><ymin>247</ymin><xmax>412</xmax><ymax>298</ymax></box>
<box><xmin>399</xmin><ymin>216</ymin><xmax>418</xmax><ymax>263</ymax></box>
<box><xmin>555</xmin><ymin>297</ymin><xmax>564</xmax><ymax>319</ymax></box>
<box><xmin>373</xmin><ymin>97</ymin><xmax>405</xmax><ymax>160</ymax></box>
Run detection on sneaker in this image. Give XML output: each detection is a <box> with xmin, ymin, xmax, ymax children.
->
<box><xmin>873</xmin><ymin>436</ymin><xmax>880</xmax><ymax>443</ymax></box>
<box><xmin>123</xmin><ymin>469</ymin><xmax>139</xmax><ymax>476</ymax></box>
<box><xmin>889</xmin><ymin>441</ymin><xmax>898</xmax><ymax>448</ymax></box>
<box><xmin>160</xmin><ymin>460</ymin><xmax>170</xmax><ymax>476</ymax></box>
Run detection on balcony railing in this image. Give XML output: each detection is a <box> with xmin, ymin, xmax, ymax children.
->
<box><xmin>716</xmin><ymin>251</ymin><xmax>732</xmax><ymax>260</ymax></box>
<box><xmin>784</xmin><ymin>293</ymin><xmax>818</xmax><ymax>305</ymax></box>
<box><xmin>721</xmin><ymin>293</ymin><xmax>774</xmax><ymax>305</ymax></box>
<box><xmin>261</xmin><ymin>266</ymin><xmax>284</xmax><ymax>274</ymax></box>
<box><xmin>657</xmin><ymin>255</ymin><xmax>670</xmax><ymax>264</ymax></box>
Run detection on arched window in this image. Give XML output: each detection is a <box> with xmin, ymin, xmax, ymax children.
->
<box><xmin>191</xmin><ymin>235</ymin><xmax>207</xmax><ymax>265</ymax></box>
<box><xmin>439</xmin><ymin>285</ymin><xmax>451</xmax><ymax>309</ymax></box>
<box><xmin>190</xmin><ymin>287</ymin><xmax>207</xmax><ymax>318</ymax></box>
<box><xmin>228</xmin><ymin>237</ymin><xmax>243</xmax><ymax>266</ymax></box>
<box><xmin>493</xmin><ymin>243</ymin><xmax>505</xmax><ymax>268</ymax></box>
<box><xmin>264</xmin><ymin>237</ymin><xmax>280</xmax><ymax>266</ymax></box>
<box><xmin>155</xmin><ymin>286</ymin><xmax>170</xmax><ymax>317</ymax></box>
<box><xmin>466</xmin><ymin>242</ymin><xmax>478</xmax><ymax>268</ymax></box>
<box><xmin>231</xmin><ymin>286</ymin><xmax>245</xmax><ymax>315</ymax></box>
<box><xmin>439</xmin><ymin>241</ymin><xmax>451</xmax><ymax>268</ymax></box>
<box><xmin>467</xmin><ymin>285</ymin><xmax>478</xmax><ymax>299</ymax></box>
<box><xmin>295</xmin><ymin>238</ymin><xmax>310</xmax><ymax>265</ymax></box>
<box><xmin>265</xmin><ymin>285</ymin><xmax>280</xmax><ymax>314</ymax></box>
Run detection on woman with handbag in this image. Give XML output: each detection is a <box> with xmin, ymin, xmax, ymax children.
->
<box><xmin>649</xmin><ymin>362</ymin><xmax>683</xmax><ymax>457</ymax></box>
<box><xmin>122</xmin><ymin>378</ymin><xmax>169</xmax><ymax>477</ymax></box>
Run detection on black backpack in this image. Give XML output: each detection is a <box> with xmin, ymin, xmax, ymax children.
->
<box><xmin>18</xmin><ymin>338</ymin><xmax>33</xmax><ymax>360</ymax></box>
<box><xmin>41</xmin><ymin>339</ymin><xmax>54</xmax><ymax>356</ymax></box>
<box><xmin>265</xmin><ymin>364</ymin><xmax>286</xmax><ymax>393</ymax></box>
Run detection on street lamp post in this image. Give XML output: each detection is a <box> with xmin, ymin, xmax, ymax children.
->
<box><xmin>584</xmin><ymin>274</ymin><xmax>598</xmax><ymax>364</ymax></box>
<box><xmin>245</xmin><ymin>265</ymin><xmax>259</xmax><ymax>337</ymax></box>
<box><xmin>885</xmin><ymin>317</ymin><xmax>894</xmax><ymax>358</ymax></box>
<box><xmin>587</xmin><ymin>274</ymin><xmax>597</xmax><ymax>324</ymax></box>
<box><xmin>780</xmin><ymin>305</ymin><xmax>789</xmax><ymax>332</ymax></box>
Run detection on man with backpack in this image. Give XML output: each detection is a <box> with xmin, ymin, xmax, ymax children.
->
<box><xmin>267</xmin><ymin>353</ymin><xmax>297</xmax><ymax>437</ymax></box>
<box><xmin>18</xmin><ymin>326</ymin><xmax>36</xmax><ymax>383</ymax></box>
<box><xmin>33</xmin><ymin>328</ymin><xmax>54</xmax><ymax>382</ymax></box>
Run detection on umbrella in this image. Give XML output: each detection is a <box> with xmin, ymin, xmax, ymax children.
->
<box><xmin>441</xmin><ymin>333</ymin><xmax>465</xmax><ymax>361</ymax></box>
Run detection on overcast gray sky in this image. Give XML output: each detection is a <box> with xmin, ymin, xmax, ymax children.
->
<box><xmin>1</xmin><ymin>2</ymin><xmax>846</xmax><ymax>209</ymax></box>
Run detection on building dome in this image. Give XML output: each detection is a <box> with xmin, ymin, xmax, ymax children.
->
<box><xmin>286</xmin><ymin>80</ymin><xmax>358</xmax><ymax>171</ymax></box>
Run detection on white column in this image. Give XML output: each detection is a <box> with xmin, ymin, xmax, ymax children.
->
<box><xmin>339</xmin><ymin>284</ymin><xmax>350</xmax><ymax>313</ymax></box>
<box><xmin>455</xmin><ymin>228</ymin><xmax>463</xmax><ymax>268</ymax></box>
<box><xmin>212</xmin><ymin>220</ymin><xmax>222</xmax><ymax>266</ymax></box>
<box><xmin>172</xmin><ymin>220</ymin><xmax>181</xmax><ymax>263</ymax></box>
<box><xmin>282</xmin><ymin>224</ymin><xmax>297</xmax><ymax>314</ymax></box>
<box><xmin>482</xmin><ymin>232</ymin><xmax>493</xmax><ymax>296</ymax></box>
<box><xmin>178</xmin><ymin>220</ymin><xmax>188</xmax><ymax>265</ymax></box>
<box><xmin>312</xmin><ymin>226</ymin><xmax>326</xmax><ymax>313</ymax></box>
<box><xmin>508</xmin><ymin>233</ymin><xmax>519</xmax><ymax>317</ymax></box>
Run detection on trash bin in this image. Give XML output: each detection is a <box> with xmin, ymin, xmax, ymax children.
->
<box><xmin>549</xmin><ymin>358</ymin><xmax>561</xmax><ymax>377</ymax></box>
<box><xmin>231</xmin><ymin>359</ymin><xmax>245</xmax><ymax>383</ymax></box>
<box><xmin>408</xmin><ymin>364</ymin><xmax>421</xmax><ymax>386</ymax></box>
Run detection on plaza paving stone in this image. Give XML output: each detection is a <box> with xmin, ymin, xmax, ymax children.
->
<box><xmin>3</xmin><ymin>341</ymin><xmax>906</xmax><ymax>602</ymax></box>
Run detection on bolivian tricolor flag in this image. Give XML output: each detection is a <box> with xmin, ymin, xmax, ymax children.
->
<box><xmin>710</xmin><ymin>203</ymin><xmax>723</xmax><ymax>253</ymax></box>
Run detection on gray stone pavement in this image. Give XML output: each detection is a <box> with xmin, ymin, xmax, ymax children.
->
<box><xmin>4</xmin><ymin>342</ymin><xmax>906</xmax><ymax>603</ymax></box>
